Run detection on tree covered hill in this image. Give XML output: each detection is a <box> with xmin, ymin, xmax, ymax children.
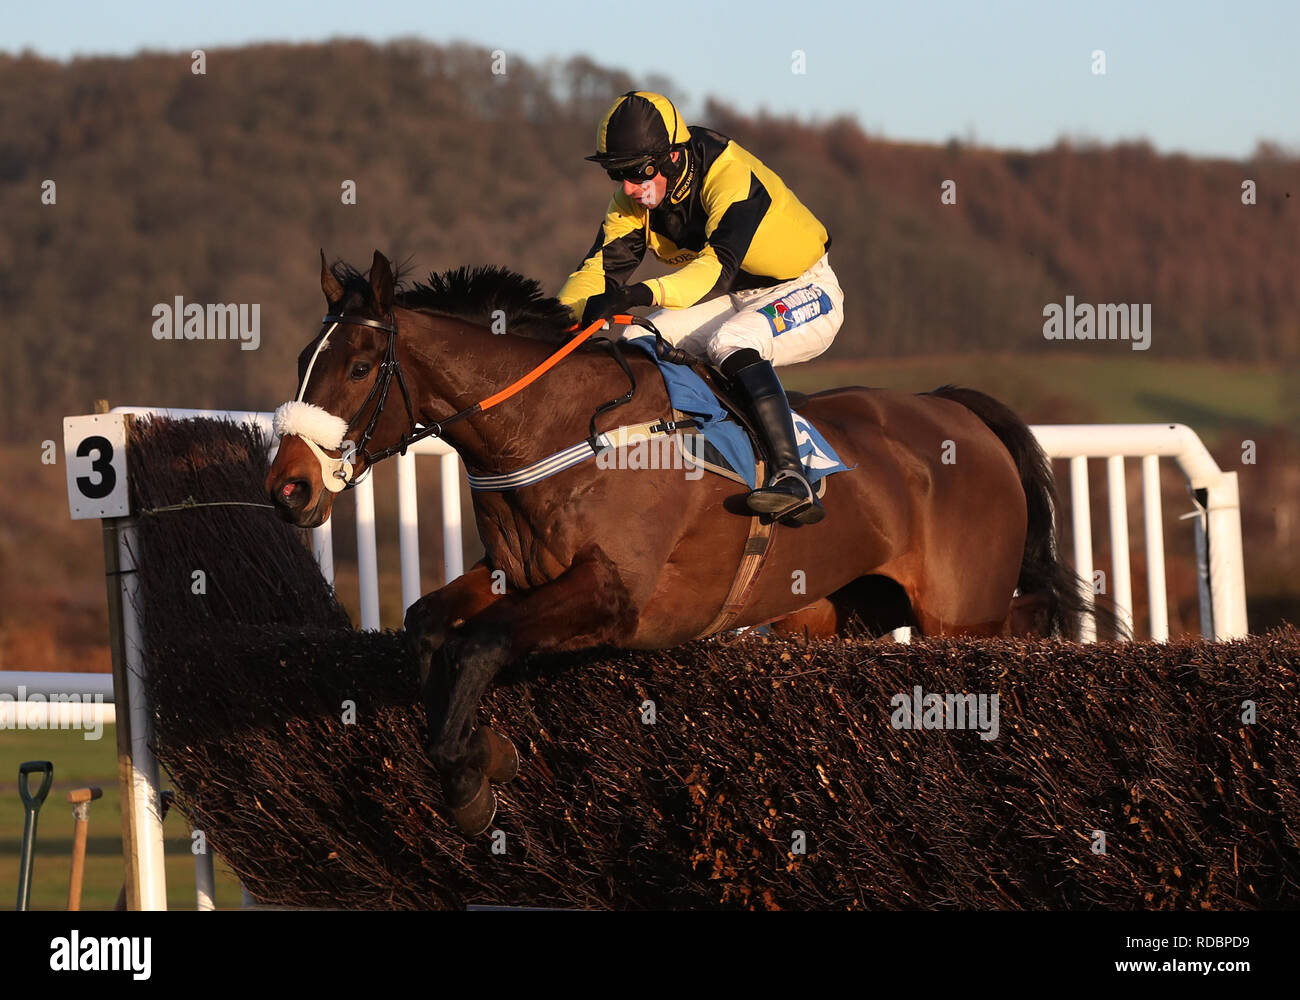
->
<box><xmin>1</xmin><ymin>39</ymin><xmax>1295</xmax><ymax>439</ymax></box>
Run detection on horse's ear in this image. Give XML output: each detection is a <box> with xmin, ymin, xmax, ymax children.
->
<box><xmin>321</xmin><ymin>250</ymin><xmax>344</xmax><ymax>307</ymax></box>
<box><xmin>369</xmin><ymin>251</ymin><xmax>394</xmax><ymax>313</ymax></box>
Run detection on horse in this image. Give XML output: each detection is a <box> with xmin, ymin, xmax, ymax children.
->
<box><xmin>266</xmin><ymin>250</ymin><xmax>1092</xmax><ymax>834</ymax></box>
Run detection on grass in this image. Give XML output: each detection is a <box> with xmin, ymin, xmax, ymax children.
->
<box><xmin>783</xmin><ymin>352</ymin><xmax>1293</xmax><ymax>436</ymax></box>
<box><xmin>0</xmin><ymin>725</ymin><xmax>245</xmax><ymax>910</ymax></box>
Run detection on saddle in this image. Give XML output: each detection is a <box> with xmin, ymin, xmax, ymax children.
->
<box><xmin>659</xmin><ymin>348</ymin><xmax>824</xmax><ymax>498</ymax></box>
<box><xmin>598</xmin><ymin>322</ymin><xmax>811</xmax><ymax>480</ymax></box>
<box><xmin>687</xmin><ymin>358</ymin><xmax>810</xmax><ymax>438</ymax></box>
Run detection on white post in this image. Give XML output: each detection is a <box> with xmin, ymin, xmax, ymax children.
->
<box><xmin>354</xmin><ymin>475</ymin><xmax>380</xmax><ymax>630</ymax></box>
<box><xmin>1106</xmin><ymin>456</ymin><xmax>1134</xmax><ymax>638</ymax></box>
<box><xmin>440</xmin><ymin>452</ymin><xmax>464</xmax><ymax>583</ymax></box>
<box><xmin>312</xmin><ymin>519</ymin><xmax>335</xmax><ymax>587</ymax></box>
<box><xmin>1191</xmin><ymin>489</ymin><xmax>1214</xmax><ymax>638</ymax></box>
<box><xmin>1069</xmin><ymin>456</ymin><xmax>1096</xmax><ymax>642</ymax></box>
<box><xmin>1206</xmin><ymin>472</ymin><xmax>1248</xmax><ymax>639</ymax></box>
<box><xmin>1141</xmin><ymin>455</ymin><xmax>1169</xmax><ymax>641</ymax></box>
<box><xmin>195</xmin><ymin>842</ymin><xmax>216</xmax><ymax>911</ymax></box>
<box><xmin>397</xmin><ymin>451</ymin><xmax>422</xmax><ymax>613</ymax></box>
<box><xmin>116</xmin><ymin>521</ymin><xmax>169</xmax><ymax>910</ymax></box>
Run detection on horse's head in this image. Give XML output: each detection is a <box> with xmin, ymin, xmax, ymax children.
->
<box><xmin>266</xmin><ymin>250</ymin><xmax>412</xmax><ymax>527</ymax></box>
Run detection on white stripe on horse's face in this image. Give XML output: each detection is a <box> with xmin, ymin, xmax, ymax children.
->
<box><xmin>296</xmin><ymin>322</ymin><xmax>339</xmax><ymax>404</ymax></box>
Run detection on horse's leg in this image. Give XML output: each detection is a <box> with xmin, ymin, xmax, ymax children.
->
<box><xmin>910</xmin><ymin>602</ymin><xmax>1005</xmax><ymax>638</ymax></box>
<box><xmin>769</xmin><ymin>575</ymin><xmax>917</xmax><ymax>639</ymax></box>
<box><xmin>406</xmin><ymin>561</ymin><xmax>516</xmax><ymax>805</ymax></box>
<box><xmin>429</xmin><ymin>543</ymin><xmax>637</xmax><ymax>835</ymax></box>
<box><xmin>901</xmin><ymin>514</ymin><xmax>1021</xmax><ymax>638</ymax></box>
<box><xmin>768</xmin><ymin>597</ymin><xmax>840</xmax><ymax>639</ymax></box>
<box><xmin>1006</xmin><ymin>593</ymin><xmax>1052</xmax><ymax>636</ymax></box>
<box><xmin>404</xmin><ymin>560</ymin><xmax>502</xmax><ymax>689</ymax></box>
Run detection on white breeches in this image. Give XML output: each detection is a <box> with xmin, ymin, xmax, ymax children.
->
<box><xmin>642</xmin><ymin>254</ymin><xmax>844</xmax><ymax>367</ymax></box>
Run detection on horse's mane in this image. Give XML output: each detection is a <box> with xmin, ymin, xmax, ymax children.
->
<box><xmin>328</xmin><ymin>261</ymin><xmax>576</xmax><ymax>343</ymax></box>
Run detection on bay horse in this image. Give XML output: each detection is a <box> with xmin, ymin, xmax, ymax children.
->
<box><xmin>266</xmin><ymin>251</ymin><xmax>1091</xmax><ymax>834</ymax></box>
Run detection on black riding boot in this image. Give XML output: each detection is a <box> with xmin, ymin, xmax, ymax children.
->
<box><xmin>729</xmin><ymin>357</ymin><xmax>825</xmax><ymax>525</ymax></box>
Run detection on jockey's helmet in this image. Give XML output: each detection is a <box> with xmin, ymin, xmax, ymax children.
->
<box><xmin>586</xmin><ymin>91</ymin><xmax>688</xmax><ymax>176</ymax></box>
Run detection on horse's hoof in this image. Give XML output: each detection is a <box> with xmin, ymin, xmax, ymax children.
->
<box><xmin>471</xmin><ymin>726</ymin><xmax>519</xmax><ymax>783</ymax></box>
<box><xmin>450</xmin><ymin>772</ymin><xmax>497</xmax><ymax>836</ymax></box>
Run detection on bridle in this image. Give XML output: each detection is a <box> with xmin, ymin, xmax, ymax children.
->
<box><xmin>322</xmin><ymin>313</ymin><xmax>411</xmax><ymax>473</ymax></box>
<box><xmin>278</xmin><ymin>306</ymin><xmax>656</xmax><ymax>492</ymax></box>
<box><xmin>290</xmin><ymin>310</ymin><xmax>485</xmax><ymax>491</ymax></box>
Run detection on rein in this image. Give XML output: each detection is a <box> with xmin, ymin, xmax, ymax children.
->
<box><xmin>279</xmin><ymin>310</ymin><xmax>656</xmax><ymax>491</ymax></box>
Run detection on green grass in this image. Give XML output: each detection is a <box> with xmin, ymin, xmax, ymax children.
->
<box><xmin>0</xmin><ymin>726</ymin><xmax>245</xmax><ymax>910</ymax></box>
<box><xmin>784</xmin><ymin>353</ymin><xmax>1292</xmax><ymax>437</ymax></box>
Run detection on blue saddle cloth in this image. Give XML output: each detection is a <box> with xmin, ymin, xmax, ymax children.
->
<box><xmin>624</xmin><ymin>335</ymin><xmax>854</xmax><ymax>489</ymax></box>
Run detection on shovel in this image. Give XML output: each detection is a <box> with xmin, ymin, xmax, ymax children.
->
<box><xmin>16</xmin><ymin>761</ymin><xmax>54</xmax><ymax>911</ymax></box>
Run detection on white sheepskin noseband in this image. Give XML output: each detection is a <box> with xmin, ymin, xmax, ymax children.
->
<box><xmin>272</xmin><ymin>401</ymin><xmax>354</xmax><ymax>493</ymax></box>
<box><xmin>273</xmin><ymin>401</ymin><xmax>347</xmax><ymax>450</ymax></box>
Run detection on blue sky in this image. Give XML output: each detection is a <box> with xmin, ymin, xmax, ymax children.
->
<box><xmin>5</xmin><ymin>0</ymin><xmax>1295</xmax><ymax>158</ymax></box>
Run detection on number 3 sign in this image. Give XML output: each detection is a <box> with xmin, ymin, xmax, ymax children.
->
<box><xmin>63</xmin><ymin>413</ymin><xmax>130</xmax><ymax>519</ymax></box>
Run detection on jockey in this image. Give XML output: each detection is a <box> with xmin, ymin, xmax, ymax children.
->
<box><xmin>558</xmin><ymin>91</ymin><xmax>843</xmax><ymax>525</ymax></box>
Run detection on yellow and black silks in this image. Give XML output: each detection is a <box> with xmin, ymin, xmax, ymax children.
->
<box><xmin>560</xmin><ymin>124</ymin><xmax>831</xmax><ymax>321</ymax></box>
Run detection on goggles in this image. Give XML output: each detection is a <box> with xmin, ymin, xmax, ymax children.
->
<box><xmin>605</xmin><ymin>157</ymin><xmax>661</xmax><ymax>183</ymax></box>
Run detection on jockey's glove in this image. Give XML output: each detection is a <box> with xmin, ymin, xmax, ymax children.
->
<box><xmin>580</xmin><ymin>283</ymin><xmax>653</xmax><ymax>327</ymax></box>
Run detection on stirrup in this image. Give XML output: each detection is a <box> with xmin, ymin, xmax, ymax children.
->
<box><xmin>774</xmin><ymin>475</ymin><xmax>826</xmax><ymax>526</ymax></box>
<box><xmin>746</xmin><ymin>469</ymin><xmax>823</xmax><ymax>524</ymax></box>
<box><xmin>780</xmin><ymin>499</ymin><xmax>825</xmax><ymax>526</ymax></box>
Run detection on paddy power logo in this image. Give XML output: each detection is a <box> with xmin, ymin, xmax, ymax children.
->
<box><xmin>759</xmin><ymin>286</ymin><xmax>833</xmax><ymax>335</ymax></box>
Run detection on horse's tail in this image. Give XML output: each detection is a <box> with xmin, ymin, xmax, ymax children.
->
<box><xmin>926</xmin><ymin>385</ymin><xmax>1121</xmax><ymax>639</ymax></box>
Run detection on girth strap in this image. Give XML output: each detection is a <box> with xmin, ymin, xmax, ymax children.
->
<box><xmin>464</xmin><ymin>416</ymin><xmax>699</xmax><ymax>492</ymax></box>
<box><xmin>698</xmin><ymin>458</ymin><xmax>778</xmax><ymax>638</ymax></box>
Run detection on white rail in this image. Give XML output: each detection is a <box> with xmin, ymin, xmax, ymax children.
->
<box><xmin>0</xmin><ymin>671</ymin><xmax>116</xmax><ymax>726</ymax></box>
<box><xmin>1032</xmin><ymin>423</ymin><xmax>1247</xmax><ymax>642</ymax></box>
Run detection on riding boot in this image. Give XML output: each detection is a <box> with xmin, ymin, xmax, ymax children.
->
<box><xmin>729</xmin><ymin>358</ymin><xmax>825</xmax><ymax>525</ymax></box>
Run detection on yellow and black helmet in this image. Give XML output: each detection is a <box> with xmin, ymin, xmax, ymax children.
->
<box><xmin>586</xmin><ymin>91</ymin><xmax>688</xmax><ymax>169</ymax></box>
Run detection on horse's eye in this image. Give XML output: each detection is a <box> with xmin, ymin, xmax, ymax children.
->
<box><xmin>350</xmin><ymin>362</ymin><xmax>372</xmax><ymax>381</ymax></box>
